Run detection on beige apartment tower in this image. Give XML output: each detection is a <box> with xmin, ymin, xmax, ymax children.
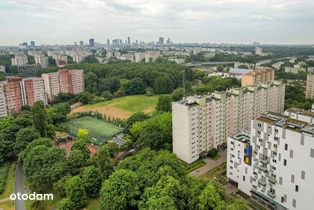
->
<box><xmin>241</xmin><ymin>68</ymin><xmax>275</xmax><ymax>87</ymax></box>
<box><xmin>172</xmin><ymin>81</ymin><xmax>285</xmax><ymax>163</ymax></box>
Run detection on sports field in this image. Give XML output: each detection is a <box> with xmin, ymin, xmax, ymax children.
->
<box><xmin>64</xmin><ymin>116</ymin><xmax>123</xmax><ymax>143</ymax></box>
<box><xmin>71</xmin><ymin>95</ymin><xmax>159</xmax><ymax>119</ymax></box>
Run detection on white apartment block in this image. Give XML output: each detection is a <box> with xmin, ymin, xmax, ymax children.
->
<box><xmin>11</xmin><ymin>55</ymin><xmax>28</xmax><ymax>66</ymax></box>
<box><xmin>0</xmin><ymin>66</ymin><xmax>5</xmax><ymax>73</ymax></box>
<box><xmin>284</xmin><ymin>108</ymin><xmax>314</xmax><ymax>124</ymax></box>
<box><xmin>227</xmin><ymin>112</ymin><xmax>314</xmax><ymax>210</ymax></box>
<box><xmin>227</xmin><ymin>131</ymin><xmax>253</xmax><ymax>196</ymax></box>
<box><xmin>172</xmin><ymin>81</ymin><xmax>285</xmax><ymax>163</ymax></box>
<box><xmin>42</xmin><ymin>72</ymin><xmax>60</xmax><ymax>100</ymax></box>
<box><xmin>35</xmin><ymin>55</ymin><xmax>49</xmax><ymax>68</ymax></box>
<box><xmin>145</xmin><ymin>51</ymin><xmax>160</xmax><ymax>63</ymax></box>
<box><xmin>135</xmin><ymin>52</ymin><xmax>146</xmax><ymax>62</ymax></box>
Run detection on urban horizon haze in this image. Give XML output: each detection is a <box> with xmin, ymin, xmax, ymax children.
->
<box><xmin>1</xmin><ymin>0</ymin><xmax>314</xmax><ymax>45</ymax></box>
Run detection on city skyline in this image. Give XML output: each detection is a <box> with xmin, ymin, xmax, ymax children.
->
<box><xmin>1</xmin><ymin>0</ymin><xmax>314</xmax><ymax>45</ymax></box>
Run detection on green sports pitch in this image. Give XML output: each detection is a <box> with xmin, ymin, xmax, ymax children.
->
<box><xmin>64</xmin><ymin>116</ymin><xmax>123</xmax><ymax>143</ymax></box>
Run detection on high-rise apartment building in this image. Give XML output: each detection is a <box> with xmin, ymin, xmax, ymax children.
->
<box><xmin>172</xmin><ymin>81</ymin><xmax>285</xmax><ymax>163</ymax></box>
<box><xmin>145</xmin><ymin>51</ymin><xmax>160</xmax><ymax>63</ymax></box>
<box><xmin>21</xmin><ymin>77</ymin><xmax>47</xmax><ymax>107</ymax></box>
<box><xmin>11</xmin><ymin>55</ymin><xmax>28</xmax><ymax>66</ymax></box>
<box><xmin>135</xmin><ymin>52</ymin><xmax>146</xmax><ymax>62</ymax></box>
<box><xmin>3</xmin><ymin>77</ymin><xmax>23</xmax><ymax>114</ymax></box>
<box><xmin>227</xmin><ymin>112</ymin><xmax>314</xmax><ymax>210</ymax></box>
<box><xmin>42</xmin><ymin>72</ymin><xmax>60</xmax><ymax>101</ymax></box>
<box><xmin>241</xmin><ymin>68</ymin><xmax>275</xmax><ymax>87</ymax></box>
<box><xmin>0</xmin><ymin>83</ymin><xmax>8</xmax><ymax>117</ymax></box>
<box><xmin>34</xmin><ymin>55</ymin><xmax>49</xmax><ymax>68</ymax></box>
<box><xmin>42</xmin><ymin>69</ymin><xmax>84</xmax><ymax>101</ymax></box>
<box><xmin>305</xmin><ymin>74</ymin><xmax>314</xmax><ymax>99</ymax></box>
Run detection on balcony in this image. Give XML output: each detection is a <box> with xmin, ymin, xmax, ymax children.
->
<box><xmin>267</xmin><ymin>175</ymin><xmax>276</xmax><ymax>184</ymax></box>
<box><xmin>267</xmin><ymin>190</ymin><xmax>276</xmax><ymax>199</ymax></box>
<box><xmin>258</xmin><ymin>178</ymin><xmax>267</xmax><ymax>186</ymax></box>
<box><xmin>258</xmin><ymin>164</ymin><xmax>267</xmax><ymax>172</ymax></box>
<box><xmin>260</xmin><ymin>159</ymin><xmax>268</xmax><ymax>164</ymax></box>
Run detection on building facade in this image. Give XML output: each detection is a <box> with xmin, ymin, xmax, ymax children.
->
<box><xmin>42</xmin><ymin>69</ymin><xmax>84</xmax><ymax>101</ymax></box>
<box><xmin>3</xmin><ymin>77</ymin><xmax>23</xmax><ymax>114</ymax></box>
<box><xmin>172</xmin><ymin>81</ymin><xmax>285</xmax><ymax>163</ymax></box>
<box><xmin>241</xmin><ymin>68</ymin><xmax>275</xmax><ymax>87</ymax></box>
<box><xmin>306</xmin><ymin>74</ymin><xmax>314</xmax><ymax>99</ymax></box>
<box><xmin>11</xmin><ymin>55</ymin><xmax>28</xmax><ymax>66</ymax></box>
<box><xmin>34</xmin><ymin>55</ymin><xmax>49</xmax><ymax>68</ymax></box>
<box><xmin>227</xmin><ymin>112</ymin><xmax>314</xmax><ymax>210</ymax></box>
<box><xmin>21</xmin><ymin>77</ymin><xmax>47</xmax><ymax>106</ymax></box>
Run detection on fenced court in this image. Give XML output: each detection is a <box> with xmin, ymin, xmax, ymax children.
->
<box><xmin>64</xmin><ymin>116</ymin><xmax>123</xmax><ymax>144</ymax></box>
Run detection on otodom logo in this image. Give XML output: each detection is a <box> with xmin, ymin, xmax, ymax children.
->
<box><xmin>10</xmin><ymin>192</ymin><xmax>54</xmax><ymax>201</ymax></box>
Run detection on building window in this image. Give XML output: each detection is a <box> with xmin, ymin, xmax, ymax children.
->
<box><xmin>281</xmin><ymin>196</ymin><xmax>284</xmax><ymax>203</ymax></box>
<box><xmin>301</xmin><ymin>171</ymin><xmax>305</xmax><ymax>180</ymax></box>
<box><xmin>291</xmin><ymin>175</ymin><xmax>295</xmax><ymax>183</ymax></box>
<box><xmin>293</xmin><ymin>199</ymin><xmax>296</xmax><ymax>208</ymax></box>
<box><xmin>243</xmin><ymin>176</ymin><xmax>245</xmax><ymax>181</ymax></box>
<box><xmin>311</xmin><ymin>149</ymin><xmax>314</xmax><ymax>158</ymax></box>
<box><xmin>295</xmin><ymin>185</ymin><xmax>299</xmax><ymax>192</ymax></box>
<box><xmin>290</xmin><ymin>150</ymin><xmax>294</xmax><ymax>158</ymax></box>
<box><xmin>284</xmin><ymin>159</ymin><xmax>287</xmax><ymax>166</ymax></box>
<box><xmin>285</xmin><ymin>144</ymin><xmax>288</xmax><ymax>151</ymax></box>
<box><xmin>279</xmin><ymin>177</ymin><xmax>283</xmax><ymax>185</ymax></box>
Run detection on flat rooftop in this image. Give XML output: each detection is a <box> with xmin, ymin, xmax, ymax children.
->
<box><xmin>286</xmin><ymin>107</ymin><xmax>314</xmax><ymax>117</ymax></box>
<box><xmin>256</xmin><ymin>112</ymin><xmax>314</xmax><ymax>135</ymax></box>
<box><xmin>230</xmin><ymin>130</ymin><xmax>251</xmax><ymax>143</ymax></box>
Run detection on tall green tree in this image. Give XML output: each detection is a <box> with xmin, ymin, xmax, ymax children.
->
<box><xmin>81</xmin><ymin>166</ymin><xmax>102</xmax><ymax>197</ymax></box>
<box><xmin>67</xmin><ymin>149</ymin><xmax>88</xmax><ymax>175</ymax></box>
<box><xmin>100</xmin><ymin>169</ymin><xmax>140</xmax><ymax>210</ymax></box>
<box><xmin>95</xmin><ymin>145</ymin><xmax>114</xmax><ymax>181</ymax></box>
<box><xmin>156</xmin><ymin>95</ymin><xmax>172</xmax><ymax>112</ymax></box>
<box><xmin>14</xmin><ymin>127</ymin><xmax>40</xmax><ymax>153</ymax></box>
<box><xmin>154</xmin><ymin>75</ymin><xmax>174</xmax><ymax>94</ymax></box>
<box><xmin>31</xmin><ymin>101</ymin><xmax>48</xmax><ymax>137</ymax></box>
<box><xmin>65</xmin><ymin>176</ymin><xmax>87</xmax><ymax>209</ymax></box>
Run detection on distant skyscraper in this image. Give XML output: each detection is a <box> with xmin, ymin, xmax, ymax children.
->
<box><xmin>158</xmin><ymin>37</ymin><xmax>164</xmax><ymax>45</ymax></box>
<box><xmin>79</xmin><ymin>41</ymin><xmax>84</xmax><ymax>46</ymax></box>
<box><xmin>89</xmin><ymin>38</ymin><xmax>95</xmax><ymax>47</ymax></box>
<box><xmin>127</xmin><ymin>36</ymin><xmax>131</xmax><ymax>45</ymax></box>
<box><xmin>30</xmin><ymin>41</ymin><xmax>35</xmax><ymax>47</ymax></box>
<box><xmin>107</xmin><ymin>39</ymin><xmax>110</xmax><ymax>45</ymax></box>
<box><xmin>74</xmin><ymin>41</ymin><xmax>77</xmax><ymax>46</ymax></box>
<box><xmin>166</xmin><ymin>38</ymin><xmax>171</xmax><ymax>44</ymax></box>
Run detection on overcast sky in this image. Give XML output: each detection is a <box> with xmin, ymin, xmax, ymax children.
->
<box><xmin>1</xmin><ymin>0</ymin><xmax>314</xmax><ymax>45</ymax></box>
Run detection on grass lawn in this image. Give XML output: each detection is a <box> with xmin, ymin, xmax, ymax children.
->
<box><xmin>0</xmin><ymin>163</ymin><xmax>15</xmax><ymax>210</ymax></box>
<box><xmin>71</xmin><ymin>95</ymin><xmax>160</xmax><ymax>119</ymax></box>
<box><xmin>64</xmin><ymin>116</ymin><xmax>123</xmax><ymax>143</ymax></box>
<box><xmin>199</xmin><ymin>163</ymin><xmax>226</xmax><ymax>183</ymax></box>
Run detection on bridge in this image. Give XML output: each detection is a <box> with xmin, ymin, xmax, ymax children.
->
<box><xmin>185</xmin><ymin>61</ymin><xmax>236</xmax><ymax>67</ymax></box>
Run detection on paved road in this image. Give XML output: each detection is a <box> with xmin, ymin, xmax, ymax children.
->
<box><xmin>15</xmin><ymin>162</ymin><xmax>25</xmax><ymax>210</ymax></box>
<box><xmin>189</xmin><ymin>150</ymin><xmax>227</xmax><ymax>177</ymax></box>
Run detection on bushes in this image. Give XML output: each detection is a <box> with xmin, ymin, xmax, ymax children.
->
<box><xmin>185</xmin><ymin>160</ymin><xmax>206</xmax><ymax>173</ymax></box>
<box><xmin>207</xmin><ymin>148</ymin><xmax>219</xmax><ymax>159</ymax></box>
<box><xmin>0</xmin><ymin>163</ymin><xmax>10</xmax><ymax>194</ymax></box>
